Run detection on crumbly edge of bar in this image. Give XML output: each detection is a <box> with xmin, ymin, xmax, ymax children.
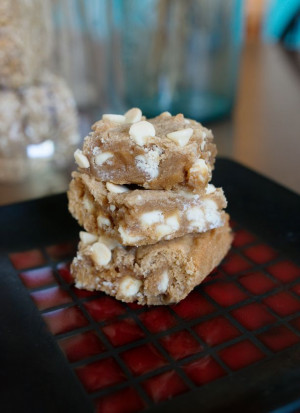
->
<box><xmin>68</xmin><ymin>171</ymin><xmax>228</xmax><ymax>246</ymax></box>
<box><xmin>71</xmin><ymin>217</ymin><xmax>232</xmax><ymax>305</ymax></box>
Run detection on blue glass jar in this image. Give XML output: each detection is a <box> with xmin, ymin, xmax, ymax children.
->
<box><xmin>110</xmin><ymin>0</ymin><xmax>244</xmax><ymax>122</ymax></box>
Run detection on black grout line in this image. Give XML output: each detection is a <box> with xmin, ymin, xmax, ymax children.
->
<box><xmin>14</xmin><ymin>234</ymin><xmax>300</xmax><ymax>403</ymax></box>
<box><xmin>41</xmin><ymin>249</ymin><xmax>144</xmax><ymax>401</ymax></box>
<box><xmin>124</xmin><ymin>301</ymin><xmax>198</xmax><ymax>393</ymax></box>
<box><xmin>34</xmin><ymin>268</ymin><xmax>300</xmax><ymax>349</ymax></box>
<box><xmin>217</xmin><ymin>268</ymin><xmax>300</xmax><ymax>340</ymax></box>
<box><xmin>168</xmin><ymin>305</ymin><xmax>233</xmax><ymax>376</ymax></box>
<box><xmin>49</xmin><ymin>306</ymin><xmax>300</xmax><ymax>363</ymax></box>
<box><xmin>44</xmin><ymin>253</ymin><xmax>154</xmax><ymax>408</ymax></box>
<box><xmin>200</xmin><ymin>289</ymin><xmax>273</xmax><ymax>357</ymax></box>
<box><xmin>26</xmin><ymin>282</ymin><xmax>60</xmax><ymax>293</ymax></box>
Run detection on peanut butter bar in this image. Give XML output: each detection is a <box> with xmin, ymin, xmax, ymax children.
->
<box><xmin>68</xmin><ymin>171</ymin><xmax>227</xmax><ymax>246</ymax></box>
<box><xmin>74</xmin><ymin>109</ymin><xmax>216</xmax><ymax>190</ymax></box>
<box><xmin>71</xmin><ymin>218</ymin><xmax>232</xmax><ymax>305</ymax></box>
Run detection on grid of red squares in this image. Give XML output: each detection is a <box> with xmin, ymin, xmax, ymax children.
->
<box><xmin>9</xmin><ymin>226</ymin><xmax>300</xmax><ymax>413</ymax></box>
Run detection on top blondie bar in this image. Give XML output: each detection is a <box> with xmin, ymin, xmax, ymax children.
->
<box><xmin>74</xmin><ymin>108</ymin><xmax>216</xmax><ymax>190</ymax></box>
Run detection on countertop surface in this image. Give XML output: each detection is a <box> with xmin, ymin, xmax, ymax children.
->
<box><xmin>0</xmin><ymin>41</ymin><xmax>299</xmax><ymax>206</ymax></box>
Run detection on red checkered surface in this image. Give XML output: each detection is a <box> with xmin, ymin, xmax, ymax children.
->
<box><xmin>9</xmin><ymin>226</ymin><xmax>300</xmax><ymax>413</ymax></box>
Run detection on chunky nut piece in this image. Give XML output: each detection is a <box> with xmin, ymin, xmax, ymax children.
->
<box><xmin>79</xmin><ymin>231</ymin><xmax>98</xmax><ymax>245</ymax></box>
<box><xmin>188</xmin><ymin>159</ymin><xmax>209</xmax><ymax>185</ymax></box>
<box><xmin>106</xmin><ymin>182</ymin><xmax>130</xmax><ymax>193</ymax></box>
<box><xmin>129</xmin><ymin>121</ymin><xmax>155</xmax><ymax>146</ymax></box>
<box><xmin>97</xmin><ymin>214</ymin><xmax>111</xmax><ymax>227</ymax></box>
<box><xmin>119</xmin><ymin>276</ymin><xmax>142</xmax><ymax>297</ymax></box>
<box><xmin>124</xmin><ymin>107</ymin><xmax>142</xmax><ymax>123</ymax></box>
<box><xmin>102</xmin><ymin>114</ymin><xmax>126</xmax><ymax>123</ymax></box>
<box><xmin>90</xmin><ymin>242</ymin><xmax>112</xmax><ymax>266</ymax></box>
<box><xmin>74</xmin><ymin>149</ymin><xmax>90</xmax><ymax>168</ymax></box>
<box><xmin>140</xmin><ymin>210</ymin><xmax>163</xmax><ymax>227</ymax></box>
<box><xmin>95</xmin><ymin>152</ymin><xmax>113</xmax><ymax>166</ymax></box>
<box><xmin>158</xmin><ymin>270</ymin><xmax>169</xmax><ymax>293</ymax></box>
<box><xmin>166</xmin><ymin>128</ymin><xmax>193</xmax><ymax>147</ymax></box>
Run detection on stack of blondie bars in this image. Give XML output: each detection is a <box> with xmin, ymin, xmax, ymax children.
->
<box><xmin>68</xmin><ymin>109</ymin><xmax>232</xmax><ymax>305</ymax></box>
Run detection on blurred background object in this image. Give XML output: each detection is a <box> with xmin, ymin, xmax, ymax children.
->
<box><xmin>51</xmin><ymin>0</ymin><xmax>111</xmax><ymax>111</ymax></box>
<box><xmin>0</xmin><ymin>0</ymin><xmax>52</xmax><ymax>88</ymax></box>
<box><xmin>0</xmin><ymin>0</ymin><xmax>300</xmax><ymax>201</ymax></box>
<box><xmin>0</xmin><ymin>0</ymin><xmax>79</xmax><ymax>183</ymax></box>
<box><xmin>51</xmin><ymin>0</ymin><xmax>244</xmax><ymax>123</ymax></box>
<box><xmin>245</xmin><ymin>0</ymin><xmax>269</xmax><ymax>40</ymax></box>
<box><xmin>263</xmin><ymin>0</ymin><xmax>300</xmax><ymax>49</ymax></box>
<box><xmin>109</xmin><ymin>0</ymin><xmax>244</xmax><ymax>122</ymax></box>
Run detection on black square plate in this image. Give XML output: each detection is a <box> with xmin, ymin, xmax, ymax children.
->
<box><xmin>1</xmin><ymin>158</ymin><xmax>300</xmax><ymax>413</ymax></box>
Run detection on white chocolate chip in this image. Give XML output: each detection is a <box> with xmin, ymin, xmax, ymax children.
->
<box><xmin>140</xmin><ymin>210</ymin><xmax>163</xmax><ymax>227</ymax></box>
<box><xmin>118</xmin><ymin>226</ymin><xmax>143</xmax><ymax>245</ymax></box>
<box><xmin>74</xmin><ymin>149</ymin><xmax>90</xmax><ymax>168</ymax></box>
<box><xmin>97</xmin><ymin>214</ymin><xmax>111</xmax><ymax>227</ymax></box>
<box><xmin>160</xmin><ymin>111</ymin><xmax>172</xmax><ymax>117</ymax></box>
<box><xmin>90</xmin><ymin>242</ymin><xmax>112</xmax><ymax>266</ymax></box>
<box><xmin>203</xmin><ymin>199</ymin><xmax>222</xmax><ymax>227</ymax></box>
<box><xmin>79</xmin><ymin>231</ymin><xmax>98</xmax><ymax>245</ymax></box>
<box><xmin>95</xmin><ymin>152</ymin><xmax>113</xmax><ymax>166</ymax></box>
<box><xmin>119</xmin><ymin>276</ymin><xmax>142</xmax><ymax>297</ymax></box>
<box><xmin>106</xmin><ymin>182</ymin><xmax>130</xmax><ymax>193</ymax></box>
<box><xmin>83</xmin><ymin>195</ymin><xmax>94</xmax><ymax>212</ymax></box>
<box><xmin>178</xmin><ymin>190</ymin><xmax>198</xmax><ymax>200</ymax></box>
<box><xmin>186</xmin><ymin>206</ymin><xmax>205</xmax><ymax>223</ymax></box>
<box><xmin>188</xmin><ymin>159</ymin><xmax>209</xmax><ymax>184</ymax></box>
<box><xmin>166</xmin><ymin>128</ymin><xmax>193</xmax><ymax>147</ymax></box>
<box><xmin>186</xmin><ymin>206</ymin><xmax>206</xmax><ymax>232</ymax></box>
<box><xmin>166</xmin><ymin>214</ymin><xmax>180</xmax><ymax>231</ymax></box>
<box><xmin>98</xmin><ymin>236</ymin><xmax>120</xmax><ymax>250</ymax></box>
<box><xmin>109</xmin><ymin>205</ymin><xmax>116</xmax><ymax>212</ymax></box>
<box><xmin>135</xmin><ymin>149</ymin><xmax>160</xmax><ymax>180</ymax></box>
<box><xmin>129</xmin><ymin>121</ymin><xmax>155</xmax><ymax>146</ymax></box>
<box><xmin>184</xmin><ymin>119</ymin><xmax>190</xmax><ymax>124</ymax></box>
<box><xmin>205</xmin><ymin>184</ymin><xmax>216</xmax><ymax>194</ymax></box>
<box><xmin>158</xmin><ymin>270</ymin><xmax>169</xmax><ymax>293</ymax></box>
<box><xmin>124</xmin><ymin>107</ymin><xmax>142</xmax><ymax>123</ymax></box>
<box><xmin>155</xmin><ymin>224</ymin><xmax>174</xmax><ymax>238</ymax></box>
<box><xmin>102</xmin><ymin>280</ymin><xmax>113</xmax><ymax>288</ymax></box>
<box><xmin>75</xmin><ymin>281</ymin><xmax>84</xmax><ymax>289</ymax></box>
<box><xmin>102</xmin><ymin>114</ymin><xmax>126</xmax><ymax>123</ymax></box>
